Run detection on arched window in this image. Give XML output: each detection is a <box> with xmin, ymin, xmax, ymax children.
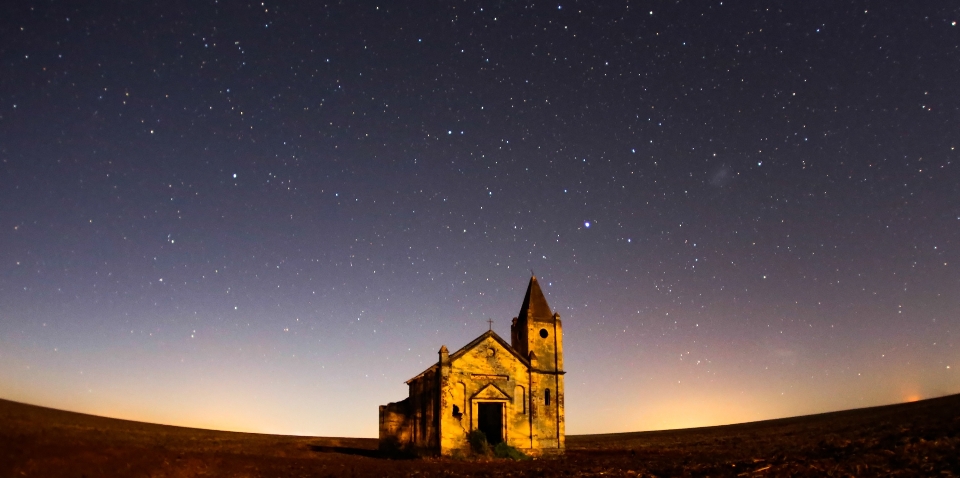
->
<box><xmin>545</xmin><ymin>388</ymin><xmax>551</xmax><ymax>406</ymax></box>
<box><xmin>515</xmin><ymin>385</ymin><xmax>526</xmax><ymax>414</ymax></box>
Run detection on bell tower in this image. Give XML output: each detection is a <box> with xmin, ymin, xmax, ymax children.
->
<box><xmin>511</xmin><ymin>275</ymin><xmax>563</xmax><ymax>372</ymax></box>
<box><xmin>511</xmin><ymin>275</ymin><xmax>565</xmax><ymax>451</ymax></box>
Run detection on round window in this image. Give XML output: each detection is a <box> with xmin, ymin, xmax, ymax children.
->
<box><xmin>539</xmin><ymin>328</ymin><xmax>549</xmax><ymax>338</ymax></box>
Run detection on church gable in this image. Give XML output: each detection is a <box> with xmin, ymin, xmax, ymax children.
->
<box><xmin>471</xmin><ymin>383</ymin><xmax>511</xmax><ymax>401</ymax></box>
<box><xmin>448</xmin><ymin>331</ymin><xmax>529</xmax><ymax>371</ymax></box>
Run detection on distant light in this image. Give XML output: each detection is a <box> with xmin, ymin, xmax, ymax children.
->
<box><xmin>233</xmin><ymin>173</ymin><xmax>237</xmax><ymax>178</ymax></box>
<box><xmin>584</xmin><ymin>221</ymin><xmax>591</xmax><ymax>228</ymax></box>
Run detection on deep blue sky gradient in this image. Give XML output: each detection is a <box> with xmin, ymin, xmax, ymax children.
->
<box><xmin>1</xmin><ymin>1</ymin><xmax>958</xmax><ymax>436</ymax></box>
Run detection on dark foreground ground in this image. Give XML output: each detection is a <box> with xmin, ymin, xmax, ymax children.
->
<box><xmin>1</xmin><ymin>395</ymin><xmax>959</xmax><ymax>477</ymax></box>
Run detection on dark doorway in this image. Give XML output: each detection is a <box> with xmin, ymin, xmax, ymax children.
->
<box><xmin>477</xmin><ymin>402</ymin><xmax>504</xmax><ymax>445</ymax></box>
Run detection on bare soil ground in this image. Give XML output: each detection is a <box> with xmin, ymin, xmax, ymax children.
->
<box><xmin>1</xmin><ymin>394</ymin><xmax>958</xmax><ymax>477</ymax></box>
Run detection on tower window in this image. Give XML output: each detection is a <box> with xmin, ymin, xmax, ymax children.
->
<box><xmin>539</xmin><ymin>328</ymin><xmax>549</xmax><ymax>338</ymax></box>
<box><xmin>545</xmin><ymin>388</ymin><xmax>551</xmax><ymax>406</ymax></box>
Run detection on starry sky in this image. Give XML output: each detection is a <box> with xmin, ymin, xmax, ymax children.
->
<box><xmin>1</xmin><ymin>1</ymin><xmax>958</xmax><ymax>438</ymax></box>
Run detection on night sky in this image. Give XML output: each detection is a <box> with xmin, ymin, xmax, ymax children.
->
<box><xmin>1</xmin><ymin>1</ymin><xmax>958</xmax><ymax>438</ymax></box>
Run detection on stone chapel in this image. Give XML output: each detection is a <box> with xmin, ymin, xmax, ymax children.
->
<box><xmin>378</xmin><ymin>275</ymin><xmax>566</xmax><ymax>456</ymax></box>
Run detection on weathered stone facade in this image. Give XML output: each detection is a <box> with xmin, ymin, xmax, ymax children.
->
<box><xmin>379</xmin><ymin>276</ymin><xmax>565</xmax><ymax>456</ymax></box>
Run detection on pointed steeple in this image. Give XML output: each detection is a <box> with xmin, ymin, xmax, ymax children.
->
<box><xmin>518</xmin><ymin>275</ymin><xmax>553</xmax><ymax>323</ymax></box>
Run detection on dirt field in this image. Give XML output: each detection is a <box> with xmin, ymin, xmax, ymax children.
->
<box><xmin>1</xmin><ymin>395</ymin><xmax>958</xmax><ymax>477</ymax></box>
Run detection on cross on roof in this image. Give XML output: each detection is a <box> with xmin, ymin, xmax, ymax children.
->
<box><xmin>487</xmin><ymin>318</ymin><xmax>493</xmax><ymax>331</ymax></box>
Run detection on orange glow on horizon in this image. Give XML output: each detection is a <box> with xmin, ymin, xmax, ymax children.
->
<box><xmin>631</xmin><ymin>394</ymin><xmax>777</xmax><ymax>432</ymax></box>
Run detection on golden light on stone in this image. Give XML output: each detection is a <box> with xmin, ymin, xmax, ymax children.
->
<box><xmin>379</xmin><ymin>275</ymin><xmax>565</xmax><ymax>456</ymax></box>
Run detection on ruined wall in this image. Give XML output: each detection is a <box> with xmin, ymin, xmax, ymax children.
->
<box><xmin>378</xmin><ymin>367</ymin><xmax>440</xmax><ymax>453</ymax></box>
<box><xmin>408</xmin><ymin>368</ymin><xmax>440</xmax><ymax>450</ymax></box>
<box><xmin>378</xmin><ymin>399</ymin><xmax>411</xmax><ymax>449</ymax></box>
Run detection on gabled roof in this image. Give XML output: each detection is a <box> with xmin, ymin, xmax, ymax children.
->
<box><xmin>518</xmin><ymin>275</ymin><xmax>554</xmax><ymax>323</ymax></box>
<box><xmin>404</xmin><ymin>329</ymin><xmax>529</xmax><ymax>384</ymax></box>
<box><xmin>448</xmin><ymin>329</ymin><xmax>529</xmax><ymax>365</ymax></box>
<box><xmin>471</xmin><ymin>383</ymin><xmax>511</xmax><ymax>401</ymax></box>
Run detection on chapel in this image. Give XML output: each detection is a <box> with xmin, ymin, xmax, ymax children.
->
<box><xmin>378</xmin><ymin>275</ymin><xmax>565</xmax><ymax>456</ymax></box>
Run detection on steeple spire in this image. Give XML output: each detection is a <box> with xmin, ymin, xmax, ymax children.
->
<box><xmin>518</xmin><ymin>275</ymin><xmax>553</xmax><ymax>323</ymax></box>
